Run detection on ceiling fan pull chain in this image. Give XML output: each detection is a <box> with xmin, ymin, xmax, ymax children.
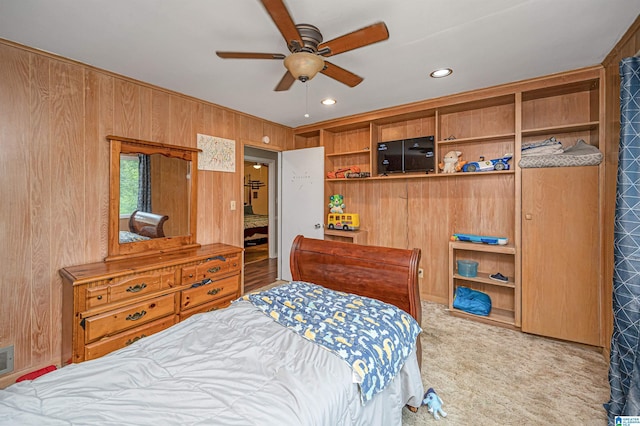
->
<box><xmin>304</xmin><ymin>82</ymin><xmax>310</xmax><ymax>118</ymax></box>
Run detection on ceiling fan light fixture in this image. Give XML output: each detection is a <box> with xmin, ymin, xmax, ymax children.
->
<box><xmin>430</xmin><ymin>68</ymin><xmax>453</xmax><ymax>78</ymax></box>
<box><xmin>284</xmin><ymin>52</ymin><xmax>325</xmax><ymax>82</ymax></box>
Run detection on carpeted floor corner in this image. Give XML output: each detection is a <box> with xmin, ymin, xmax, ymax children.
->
<box><xmin>402</xmin><ymin>301</ymin><xmax>609</xmax><ymax>425</ymax></box>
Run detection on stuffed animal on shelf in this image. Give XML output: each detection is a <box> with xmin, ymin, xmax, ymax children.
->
<box><xmin>438</xmin><ymin>150</ymin><xmax>466</xmax><ymax>173</ymax></box>
<box><xmin>423</xmin><ymin>388</ymin><xmax>447</xmax><ymax>420</ymax></box>
<box><xmin>328</xmin><ymin>194</ymin><xmax>346</xmax><ymax>214</ymax></box>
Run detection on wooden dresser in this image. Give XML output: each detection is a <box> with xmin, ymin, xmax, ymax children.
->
<box><xmin>60</xmin><ymin>243</ymin><xmax>243</xmax><ymax>364</ymax></box>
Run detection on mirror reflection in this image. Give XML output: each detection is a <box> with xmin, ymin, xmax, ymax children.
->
<box><xmin>118</xmin><ymin>153</ymin><xmax>191</xmax><ymax>244</ymax></box>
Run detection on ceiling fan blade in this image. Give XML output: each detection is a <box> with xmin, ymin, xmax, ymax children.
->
<box><xmin>320</xmin><ymin>61</ymin><xmax>363</xmax><ymax>88</ymax></box>
<box><xmin>274</xmin><ymin>71</ymin><xmax>296</xmax><ymax>91</ymax></box>
<box><xmin>318</xmin><ymin>22</ymin><xmax>389</xmax><ymax>57</ymax></box>
<box><xmin>216</xmin><ymin>52</ymin><xmax>286</xmax><ymax>60</ymax></box>
<box><xmin>260</xmin><ymin>0</ymin><xmax>302</xmax><ymax>49</ymax></box>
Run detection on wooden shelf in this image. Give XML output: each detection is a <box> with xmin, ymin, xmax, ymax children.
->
<box><xmin>521</xmin><ymin>121</ymin><xmax>599</xmax><ymax>138</ymax></box>
<box><xmin>324</xmin><ymin>229</ymin><xmax>368</xmax><ymax>245</ymax></box>
<box><xmin>326</xmin><ymin>170</ymin><xmax>514</xmax><ymax>182</ymax></box>
<box><xmin>448</xmin><ymin>307</ymin><xmax>517</xmax><ymax>328</ymax></box>
<box><xmin>449</xmin><ymin>240</ymin><xmax>519</xmax><ymax>328</ymax></box>
<box><xmin>437</xmin><ymin>132</ymin><xmax>516</xmax><ymax>145</ymax></box>
<box><xmin>453</xmin><ymin>271</ymin><xmax>515</xmax><ymax>288</ymax></box>
<box><xmin>326</xmin><ymin>150</ymin><xmax>370</xmax><ymax>157</ymax></box>
<box><xmin>450</xmin><ymin>240</ymin><xmax>516</xmax><ymax>254</ymax></box>
<box><xmin>294</xmin><ymin>68</ymin><xmax>603</xmax><ymax>343</ymax></box>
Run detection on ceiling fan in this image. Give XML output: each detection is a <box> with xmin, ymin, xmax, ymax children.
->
<box><xmin>216</xmin><ymin>0</ymin><xmax>389</xmax><ymax>91</ymax></box>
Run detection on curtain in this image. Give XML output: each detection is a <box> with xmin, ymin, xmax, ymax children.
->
<box><xmin>137</xmin><ymin>154</ymin><xmax>152</xmax><ymax>212</ymax></box>
<box><xmin>607</xmin><ymin>57</ymin><xmax>640</xmax><ymax>423</ymax></box>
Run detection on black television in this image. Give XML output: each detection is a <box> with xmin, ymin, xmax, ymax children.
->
<box><xmin>377</xmin><ymin>136</ymin><xmax>435</xmax><ymax>175</ymax></box>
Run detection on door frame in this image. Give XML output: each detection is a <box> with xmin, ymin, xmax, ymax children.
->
<box><xmin>243</xmin><ymin>151</ymin><xmax>278</xmax><ymax>259</ymax></box>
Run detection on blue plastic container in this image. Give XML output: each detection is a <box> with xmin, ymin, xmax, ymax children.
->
<box><xmin>457</xmin><ymin>259</ymin><xmax>478</xmax><ymax>277</ymax></box>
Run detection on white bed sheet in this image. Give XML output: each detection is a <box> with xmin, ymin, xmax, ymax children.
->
<box><xmin>0</xmin><ymin>299</ymin><xmax>423</xmax><ymax>426</ymax></box>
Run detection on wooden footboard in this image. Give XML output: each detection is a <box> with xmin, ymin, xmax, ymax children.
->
<box><xmin>289</xmin><ymin>235</ymin><xmax>422</xmax><ymax>370</ymax></box>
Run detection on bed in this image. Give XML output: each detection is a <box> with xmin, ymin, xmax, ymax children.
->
<box><xmin>0</xmin><ymin>236</ymin><xmax>424</xmax><ymax>425</ymax></box>
<box><xmin>244</xmin><ymin>205</ymin><xmax>269</xmax><ymax>246</ymax></box>
<box><xmin>118</xmin><ymin>210</ymin><xmax>169</xmax><ymax>243</ymax></box>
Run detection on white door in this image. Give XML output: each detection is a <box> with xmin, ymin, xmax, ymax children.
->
<box><xmin>278</xmin><ymin>147</ymin><xmax>325</xmax><ymax>281</ymax></box>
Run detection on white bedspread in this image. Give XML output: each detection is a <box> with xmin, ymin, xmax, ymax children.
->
<box><xmin>0</xmin><ymin>300</ymin><xmax>423</xmax><ymax>425</ymax></box>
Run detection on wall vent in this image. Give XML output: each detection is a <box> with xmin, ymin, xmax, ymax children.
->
<box><xmin>0</xmin><ymin>345</ymin><xmax>14</xmax><ymax>375</ymax></box>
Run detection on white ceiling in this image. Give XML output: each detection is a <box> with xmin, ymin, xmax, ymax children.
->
<box><xmin>1</xmin><ymin>1</ymin><xmax>639</xmax><ymax>128</ymax></box>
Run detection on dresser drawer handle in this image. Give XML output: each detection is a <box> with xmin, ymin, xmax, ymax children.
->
<box><xmin>126</xmin><ymin>283</ymin><xmax>147</xmax><ymax>293</ymax></box>
<box><xmin>207</xmin><ymin>287</ymin><xmax>223</xmax><ymax>296</ymax></box>
<box><xmin>191</xmin><ymin>278</ymin><xmax>212</xmax><ymax>288</ymax></box>
<box><xmin>126</xmin><ymin>334</ymin><xmax>146</xmax><ymax>346</ymax></box>
<box><xmin>206</xmin><ymin>256</ymin><xmax>226</xmax><ymax>262</ymax></box>
<box><xmin>126</xmin><ymin>310</ymin><xmax>147</xmax><ymax>321</ymax></box>
<box><xmin>208</xmin><ymin>266</ymin><xmax>221</xmax><ymax>274</ymax></box>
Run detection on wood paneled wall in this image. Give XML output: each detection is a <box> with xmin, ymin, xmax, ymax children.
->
<box><xmin>2</xmin><ymin>12</ymin><xmax>638</xmax><ymax>383</ymax></box>
<box><xmin>0</xmin><ymin>39</ymin><xmax>292</xmax><ymax>386</ymax></box>
<box><xmin>326</xmin><ymin>173</ymin><xmax>514</xmax><ymax>304</ymax></box>
<box><xmin>601</xmin><ymin>15</ymin><xmax>640</xmax><ymax>356</ymax></box>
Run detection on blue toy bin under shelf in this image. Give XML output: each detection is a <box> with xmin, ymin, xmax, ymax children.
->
<box><xmin>457</xmin><ymin>259</ymin><xmax>478</xmax><ymax>277</ymax></box>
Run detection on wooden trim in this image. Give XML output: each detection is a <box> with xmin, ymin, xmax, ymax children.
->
<box><xmin>106</xmin><ymin>136</ymin><xmax>200</xmax><ymax>260</ymax></box>
<box><xmin>602</xmin><ymin>14</ymin><xmax>640</xmax><ymax>67</ymax></box>
<box><xmin>293</xmin><ymin>66</ymin><xmax>603</xmax><ymax>134</ymax></box>
<box><xmin>108</xmin><ymin>135</ymin><xmax>201</xmax><ymax>154</ymax></box>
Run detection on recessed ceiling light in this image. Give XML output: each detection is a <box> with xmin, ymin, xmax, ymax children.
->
<box><xmin>321</xmin><ymin>98</ymin><xmax>337</xmax><ymax>106</ymax></box>
<box><xmin>430</xmin><ymin>68</ymin><xmax>453</xmax><ymax>78</ymax></box>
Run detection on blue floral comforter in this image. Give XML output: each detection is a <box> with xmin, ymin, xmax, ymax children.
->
<box><xmin>242</xmin><ymin>281</ymin><xmax>422</xmax><ymax>403</ymax></box>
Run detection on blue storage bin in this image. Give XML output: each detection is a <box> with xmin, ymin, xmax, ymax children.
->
<box><xmin>457</xmin><ymin>259</ymin><xmax>478</xmax><ymax>277</ymax></box>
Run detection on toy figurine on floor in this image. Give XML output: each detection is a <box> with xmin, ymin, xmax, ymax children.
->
<box><xmin>423</xmin><ymin>388</ymin><xmax>447</xmax><ymax>420</ymax></box>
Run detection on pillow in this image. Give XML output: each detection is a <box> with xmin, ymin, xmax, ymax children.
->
<box><xmin>244</xmin><ymin>205</ymin><xmax>254</xmax><ymax>215</ymax></box>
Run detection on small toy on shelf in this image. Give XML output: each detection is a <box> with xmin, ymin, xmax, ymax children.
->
<box><xmin>345</xmin><ymin>171</ymin><xmax>370</xmax><ymax>178</ymax></box>
<box><xmin>422</xmin><ymin>388</ymin><xmax>447</xmax><ymax>420</ymax></box>
<box><xmin>327</xmin><ymin>194</ymin><xmax>360</xmax><ymax>230</ymax></box>
<box><xmin>328</xmin><ymin>194</ymin><xmax>345</xmax><ymax>214</ymax></box>
<box><xmin>451</xmin><ymin>233</ymin><xmax>508</xmax><ymax>245</ymax></box>
<box><xmin>462</xmin><ymin>154</ymin><xmax>512</xmax><ymax>172</ymax></box>
<box><xmin>327</xmin><ymin>165</ymin><xmax>361</xmax><ymax>179</ymax></box>
<box><xmin>439</xmin><ymin>150</ymin><xmax>466</xmax><ymax>173</ymax></box>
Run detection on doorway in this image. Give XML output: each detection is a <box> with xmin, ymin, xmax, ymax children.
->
<box><xmin>243</xmin><ymin>146</ymin><xmax>278</xmax><ymax>290</ymax></box>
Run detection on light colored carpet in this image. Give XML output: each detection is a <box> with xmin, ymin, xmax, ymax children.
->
<box><xmin>257</xmin><ymin>283</ymin><xmax>610</xmax><ymax>424</ymax></box>
<box><xmin>402</xmin><ymin>301</ymin><xmax>610</xmax><ymax>425</ymax></box>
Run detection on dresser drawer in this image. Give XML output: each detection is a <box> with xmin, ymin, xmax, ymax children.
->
<box><xmin>179</xmin><ymin>294</ymin><xmax>235</xmax><ymax>321</ymax></box>
<box><xmin>84</xmin><ymin>315</ymin><xmax>177</xmax><ymax>361</ymax></box>
<box><xmin>180</xmin><ymin>275</ymin><xmax>240</xmax><ymax>311</ymax></box>
<box><xmin>181</xmin><ymin>254</ymin><xmax>241</xmax><ymax>285</ymax></box>
<box><xmin>86</xmin><ymin>271</ymin><xmax>175</xmax><ymax>309</ymax></box>
<box><xmin>84</xmin><ymin>293</ymin><xmax>176</xmax><ymax>343</ymax></box>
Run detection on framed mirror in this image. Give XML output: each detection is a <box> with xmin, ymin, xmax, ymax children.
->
<box><xmin>106</xmin><ymin>135</ymin><xmax>200</xmax><ymax>261</ymax></box>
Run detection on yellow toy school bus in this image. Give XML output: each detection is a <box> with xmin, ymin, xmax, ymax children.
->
<box><xmin>327</xmin><ymin>213</ymin><xmax>360</xmax><ymax>231</ymax></box>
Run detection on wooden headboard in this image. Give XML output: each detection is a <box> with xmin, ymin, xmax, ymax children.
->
<box><xmin>290</xmin><ymin>235</ymin><xmax>423</xmax><ymax>369</ymax></box>
<box><xmin>290</xmin><ymin>235</ymin><xmax>422</xmax><ymax>357</ymax></box>
<box><xmin>128</xmin><ymin>210</ymin><xmax>169</xmax><ymax>238</ymax></box>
